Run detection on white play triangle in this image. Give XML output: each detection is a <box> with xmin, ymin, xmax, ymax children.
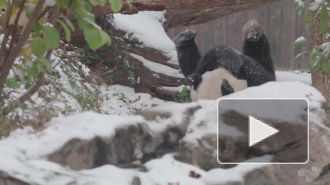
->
<box><xmin>249</xmin><ymin>116</ymin><xmax>279</xmax><ymax>147</ymax></box>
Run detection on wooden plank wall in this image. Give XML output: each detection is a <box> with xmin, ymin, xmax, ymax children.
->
<box><xmin>167</xmin><ymin>0</ymin><xmax>311</xmax><ymax>70</ymax></box>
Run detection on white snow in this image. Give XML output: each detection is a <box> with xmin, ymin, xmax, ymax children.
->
<box><xmin>113</xmin><ymin>11</ymin><xmax>178</xmax><ymax>64</ymax></box>
<box><xmin>296</xmin><ymin>36</ymin><xmax>306</xmax><ymax>43</ymax></box>
<box><xmin>159</xmin><ymin>85</ymin><xmax>187</xmax><ymax>93</ymax></box>
<box><xmin>276</xmin><ymin>71</ymin><xmax>311</xmax><ymax>85</ymax></box>
<box><xmin>99</xmin><ymin>85</ymin><xmax>165</xmax><ymax>115</ymax></box>
<box><xmin>130</xmin><ymin>53</ymin><xmax>183</xmax><ymax>78</ymax></box>
<box><xmin>321</xmin><ymin>42</ymin><xmax>330</xmax><ymax>57</ymax></box>
<box><xmin>310</xmin><ymin>0</ymin><xmax>324</xmax><ymax>11</ymax></box>
<box><xmin>295</xmin><ymin>0</ymin><xmax>305</xmax><ymax>7</ymax></box>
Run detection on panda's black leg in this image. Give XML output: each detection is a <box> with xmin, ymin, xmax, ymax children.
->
<box><xmin>239</xmin><ymin>55</ymin><xmax>274</xmax><ymax>86</ymax></box>
<box><xmin>221</xmin><ymin>79</ymin><xmax>235</xmax><ymax>96</ymax></box>
<box><xmin>174</xmin><ymin>30</ymin><xmax>201</xmax><ymax>77</ymax></box>
<box><xmin>242</xmin><ymin>20</ymin><xmax>275</xmax><ymax>80</ymax></box>
<box><xmin>194</xmin><ymin>45</ymin><xmax>243</xmax><ymax>75</ymax></box>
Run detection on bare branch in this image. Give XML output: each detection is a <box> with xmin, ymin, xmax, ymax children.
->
<box><xmin>8</xmin><ymin>0</ymin><xmax>26</xmax><ymax>53</ymax></box>
<box><xmin>0</xmin><ymin>73</ymin><xmax>45</xmax><ymax>115</ymax></box>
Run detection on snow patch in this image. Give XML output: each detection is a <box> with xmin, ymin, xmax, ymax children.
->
<box><xmin>276</xmin><ymin>71</ymin><xmax>311</xmax><ymax>85</ymax></box>
<box><xmin>113</xmin><ymin>11</ymin><xmax>178</xmax><ymax>64</ymax></box>
<box><xmin>130</xmin><ymin>53</ymin><xmax>183</xmax><ymax>78</ymax></box>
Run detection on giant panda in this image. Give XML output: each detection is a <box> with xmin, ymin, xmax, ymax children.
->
<box><xmin>174</xmin><ymin>20</ymin><xmax>275</xmax><ymax>101</ymax></box>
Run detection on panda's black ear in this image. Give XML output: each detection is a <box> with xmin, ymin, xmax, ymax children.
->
<box><xmin>186</xmin><ymin>73</ymin><xmax>202</xmax><ymax>90</ymax></box>
<box><xmin>221</xmin><ymin>79</ymin><xmax>234</xmax><ymax>96</ymax></box>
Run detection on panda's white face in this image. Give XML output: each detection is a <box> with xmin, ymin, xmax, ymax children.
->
<box><xmin>190</xmin><ymin>68</ymin><xmax>248</xmax><ymax>101</ymax></box>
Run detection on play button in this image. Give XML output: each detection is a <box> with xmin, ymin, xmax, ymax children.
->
<box><xmin>217</xmin><ymin>98</ymin><xmax>309</xmax><ymax>164</ymax></box>
<box><xmin>249</xmin><ymin>116</ymin><xmax>279</xmax><ymax>147</ymax></box>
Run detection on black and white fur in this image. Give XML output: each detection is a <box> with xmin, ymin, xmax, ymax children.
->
<box><xmin>174</xmin><ymin>20</ymin><xmax>275</xmax><ymax>101</ymax></box>
<box><xmin>189</xmin><ymin>68</ymin><xmax>247</xmax><ymax>101</ymax></box>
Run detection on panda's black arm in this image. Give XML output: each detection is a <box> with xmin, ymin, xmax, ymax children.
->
<box><xmin>174</xmin><ymin>30</ymin><xmax>201</xmax><ymax>77</ymax></box>
<box><xmin>194</xmin><ymin>45</ymin><xmax>243</xmax><ymax>75</ymax></box>
<box><xmin>221</xmin><ymin>79</ymin><xmax>235</xmax><ymax>96</ymax></box>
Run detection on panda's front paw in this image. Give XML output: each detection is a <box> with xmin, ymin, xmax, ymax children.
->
<box><xmin>186</xmin><ymin>73</ymin><xmax>202</xmax><ymax>90</ymax></box>
<box><xmin>174</xmin><ymin>30</ymin><xmax>197</xmax><ymax>48</ymax></box>
<box><xmin>243</xmin><ymin>19</ymin><xmax>264</xmax><ymax>42</ymax></box>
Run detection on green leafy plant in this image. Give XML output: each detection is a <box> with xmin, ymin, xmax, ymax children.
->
<box><xmin>0</xmin><ymin>0</ymin><xmax>124</xmax><ymax>116</ymax></box>
<box><xmin>294</xmin><ymin>0</ymin><xmax>330</xmax><ymax>74</ymax></box>
<box><xmin>173</xmin><ymin>87</ymin><xmax>191</xmax><ymax>103</ymax></box>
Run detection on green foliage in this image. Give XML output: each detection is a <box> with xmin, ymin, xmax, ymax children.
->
<box><xmin>31</xmin><ymin>38</ymin><xmax>47</xmax><ymax>58</ymax></box>
<box><xmin>303</xmin><ymin>10</ymin><xmax>315</xmax><ymax>23</ymax></box>
<box><xmin>5</xmin><ymin>77</ymin><xmax>20</xmax><ymax>89</ymax></box>
<box><xmin>110</xmin><ymin>0</ymin><xmax>123</xmax><ymax>12</ymax></box>
<box><xmin>57</xmin><ymin>20</ymin><xmax>71</xmax><ymax>42</ymax></box>
<box><xmin>294</xmin><ymin>1</ymin><xmax>330</xmax><ymax>74</ymax></box>
<box><xmin>173</xmin><ymin>87</ymin><xmax>191</xmax><ymax>103</ymax></box>
<box><xmin>56</xmin><ymin>0</ymin><xmax>70</xmax><ymax>7</ymax></box>
<box><xmin>44</xmin><ymin>26</ymin><xmax>60</xmax><ymax>50</ymax></box>
<box><xmin>26</xmin><ymin>63</ymin><xmax>39</xmax><ymax>80</ymax></box>
<box><xmin>318</xmin><ymin>5</ymin><xmax>328</xmax><ymax>34</ymax></box>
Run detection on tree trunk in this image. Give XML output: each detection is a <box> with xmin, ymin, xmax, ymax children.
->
<box><xmin>310</xmin><ymin>3</ymin><xmax>330</xmax><ymax>101</ymax></box>
<box><xmin>92</xmin><ymin>0</ymin><xmax>281</xmax><ymax>29</ymax></box>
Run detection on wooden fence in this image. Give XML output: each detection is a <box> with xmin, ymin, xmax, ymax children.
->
<box><xmin>167</xmin><ymin>0</ymin><xmax>311</xmax><ymax>70</ymax></box>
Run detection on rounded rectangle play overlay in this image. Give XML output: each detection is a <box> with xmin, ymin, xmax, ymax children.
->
<box><xmin>217</xmin><ymin>98</ymin><xmax>309</xmax><ymax>164</ymax></box>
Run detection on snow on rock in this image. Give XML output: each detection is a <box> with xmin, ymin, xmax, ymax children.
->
<box><xmin>226</xmin><ymin>82</ymin><xmax>324</xmax><ymax>108</ymax></box>
<box><xmin>113</xmin><ymin>11</ymin><xmax>178</xmax><ymax>64</ymax></box>
<box><xmin>0</xmin><ymin>112</ymin><xmax>145</xmax><ymax>159</ymax></box>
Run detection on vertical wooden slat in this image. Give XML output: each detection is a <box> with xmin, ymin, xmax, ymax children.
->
<box><xmin>280</xmin><ymin>0</ymin><xmax>296</xmax><ymax>68</ymax></box>
<box><xmin>226</xmin><ymin>12</ymin><xmax>242</xmax><ymax>51</ymax></box>
<box><xmin>268</xmin><ymin>1</ymin><xmax>283</xmax><ymax>69</ymax></box>
<box><xmin>213</xmin><ymin>17</ymin><xmax>227</xmax><ymax>47</ymax></box>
